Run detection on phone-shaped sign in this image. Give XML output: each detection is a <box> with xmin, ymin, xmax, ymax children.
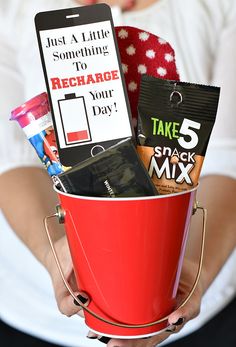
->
<box><xmin>35</xmin><ymin>4</ymin><xmax>133</xmax><ymax>166</ymax></box>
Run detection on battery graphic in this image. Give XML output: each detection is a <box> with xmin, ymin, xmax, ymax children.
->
<box><xmin>58</xmin><ymin>93</ymin><xmax>91</xmax><ymax>145</ymax></box>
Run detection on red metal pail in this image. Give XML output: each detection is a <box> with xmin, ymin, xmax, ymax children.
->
<box><xmin>47</xmin><ymin>186</ymin><xmax>199</xmax><ymax>338</ymax></box>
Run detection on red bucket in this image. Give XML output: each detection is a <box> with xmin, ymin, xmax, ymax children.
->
<box><xmin>45</xmin><ymin>186</ymin><xmax>204</xmax><ymax>338</ymax></box>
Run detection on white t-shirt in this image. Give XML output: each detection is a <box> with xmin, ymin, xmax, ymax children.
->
<box><xmin>0</xmin><ymin>0</ymin><xmax>235</xmax><ymax>346</ymax></box>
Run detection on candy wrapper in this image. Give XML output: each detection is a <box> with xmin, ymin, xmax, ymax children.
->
<box><xmin>10</xmin><ymin>92</ymin><xmax>65</xmax><ymax>176</ymax></box>
<box><xmin>54</xmin><ymin>138</ymin><xmax>158</xmax><ymax>198</ymax></box>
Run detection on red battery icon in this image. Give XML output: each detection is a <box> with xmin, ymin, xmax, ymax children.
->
<box><xmin>58</xmin><ymin>93</ymin><xmax>91</xmax><ymax>145</ymax></box>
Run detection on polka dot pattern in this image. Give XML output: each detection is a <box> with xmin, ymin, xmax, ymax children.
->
<box><xmin>165</xmin><ymin>53</ymin><xmax>174</xmax><ymax>62</ymax></box>
<box><xmin>128</xmin><ymin>81</ymin><xmax>138</xmax><ymax>92</ymax></box>
<box><xmin>115</xmin><ymin>26</ymin><xmax>180</xmax><ymax>119</ymax></box>
<box><xmin>157</xmin><ymin>67</ymin><xmax>167</xmax><ymax>76</ymax></box>
<box><xmin>139</xmin><ymin>32</ymin><xmax>150</xmax><ymax>41</ymax></box>
<box><xmin>146</xmin><ymin>49</ymin><xmax>156</xmax><ymax>59</ymax></box>
<box><xmin>138</xmin><ymin>64</ymin><xmax>147</xmax><ymax>74</ymax></box>
<box><xmin>118</xmin><ymin>29</ymin><xmax>129</xmax><ymax>39</ymax></box>
<box><xmin>126</xmin><ymin>44</ymin><xmax>136</xmax><ymax>56</ymax></box>
<box><xmin>122</xmin><ymin>64</ymin><xmax>128</xmax><ymax>74</ymax></box>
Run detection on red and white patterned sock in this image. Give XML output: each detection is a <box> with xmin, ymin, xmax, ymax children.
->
<box><xmin>115</xmin><ymin>26</ymin><xmax>180</xmax><ymax>122</ymax></box>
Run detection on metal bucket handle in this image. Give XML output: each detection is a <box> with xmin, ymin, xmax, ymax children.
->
<box><xmin>43</xmin><ymin>201</ymin><xmax>207</xmax><ymax>329</ymax></box>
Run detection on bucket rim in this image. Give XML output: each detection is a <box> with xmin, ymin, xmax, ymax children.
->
<box><xmin>54</xmin><ymin>184</ymin><xmax>198</xmax><ymax>201</ymax></box>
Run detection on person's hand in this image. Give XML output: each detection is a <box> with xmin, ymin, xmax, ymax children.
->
<box><xmin>43</xmin><ymin>233</ymin><xmax>206</xmax><ymax>346</ymax></box>
<box><xmin>44</xmin><ymin>235</ymin><xmax>89</xmax><ymax>317</ymax></box>
<box><xmin>87</xmin><ymin>258</ymin><xmax>206</xmax><ymax>346</ymax></box>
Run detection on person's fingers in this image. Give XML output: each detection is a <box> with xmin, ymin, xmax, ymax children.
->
<box><xmin>73</xmin><ymin>293</ymin><xmax>90</xmax><ymax>307</ymax></box>
<box><xmin>167</xmin><ymin>257</ymin><xmax>204</xmax><ymax>328</ymax></box>
<box><xmin>56</xmin><ymin>291</ymin><xmax>89</xmax><ymax>317</ymax></box>
<box><xmin>57</xmin><ymin>292</ymin><xmax>87</xmax><ymax>316</ymax></box>
<box><xmin>167</xmin><ymin>292</ymin><xmax>201</xmax><ymax>327</ymax></box>
<box><xmin>85</xmin><ymin>324</ymin><xmax>181</xmax><ymax>347</ymax></box>
<box><xmin>87</xmin><ymin>330</ymin><xmax>99</xmax><ymax>339</ymax></box>
<box><xmin>56</xmin><ymin>293</ymin><xmax>81</xmax><ymax>317</ymax></box>
<box><xmin>74</xmin><ymin>293</ymin><xmax>90</xmax><ymax>318</ymax></box>
<box><xmin>47</xmin><ymin>236</ymin><xmax>90</xmax><ymax>317</ymax></box>
<box><xmin>165</xmin><ymin>324</ymin><xmax>178</xmax><ymax>333</ymax></box>
<box><xmin>97</xmin><ymin>336</ymin><xmax>112</xmax><ymax>344</ymax></box>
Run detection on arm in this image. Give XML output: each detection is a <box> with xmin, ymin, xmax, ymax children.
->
<box><xmin>0</xmin><ymin>167</ymin><xmax>62</xmax><ymax>266</ymax></box>
<box><xmin>0</xmin><ymin>167</ymin><xmax>87</xmax><ymax>317</ymax></box>
<box><xmin>0</xmin><ymin>7</ymin><xmax>87</xmax><ymax>319</ymax></box>
<box><xmin>169</xmin><ymin>174</ymin><xmax>236</xmax><ymax>324</ymax></box>
<box><xmin>185</xmin><ymin>175</ymin><xmax>236</xmax><ymax>293</ymax></box>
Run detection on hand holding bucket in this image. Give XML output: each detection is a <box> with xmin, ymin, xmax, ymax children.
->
<box><xmin>44</xmin><ymin>186</ymin><xmax>206</xmax><ymax>338</ymax></box>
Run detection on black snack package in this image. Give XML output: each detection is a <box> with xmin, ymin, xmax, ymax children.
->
<box><xmin>54</xmin><ymin>138</ymin><xmax>158</xmax><ymax>197</ymax></box>
<box><xmin>137</xmin><ymin>75</ymin><xmax>220</xmax><ymax>195</ymax></box>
